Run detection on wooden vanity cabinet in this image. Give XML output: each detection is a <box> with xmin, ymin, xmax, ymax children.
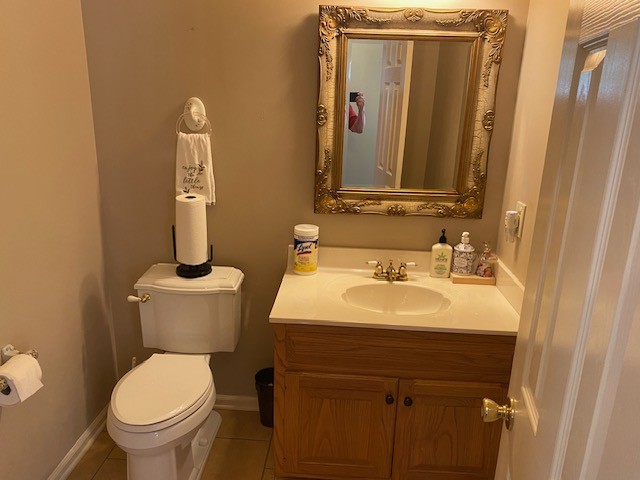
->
<box><xmin>392</xmin><ymin>380</ymin><xmax>506</xmax><ymax>480</ymax></box>
<box><xmin>273</xmin><ymin>324</ymin><xmax>516</xmax><ymax>480</ymax></box>
<box><xmin>283</xmin><ymin>372</ymin><xmax>398</xmax><ymax>478</ymax></box>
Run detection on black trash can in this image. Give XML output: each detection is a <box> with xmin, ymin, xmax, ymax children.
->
<box><xmin>255</xmin><ymin>367</ymin><xmax>274</xmax><ymax>427</ymax></box>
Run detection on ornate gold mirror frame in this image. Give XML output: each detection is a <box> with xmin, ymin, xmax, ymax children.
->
<box><xmin>315</xmin><ymin>7</ymin><xmax>507</xmax><ymax>217</ymax></box>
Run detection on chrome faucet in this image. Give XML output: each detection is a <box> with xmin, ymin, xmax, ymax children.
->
<box><xmin>386</xmin><ymin>261</ymin><xmax>398</xmax><ymax>282</ymax></box>
<box><xmin>367</xmin><ymin>260</ymin><xmax>415</xmax><ymax>282</ymax></box>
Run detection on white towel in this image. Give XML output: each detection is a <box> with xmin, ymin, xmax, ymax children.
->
<box><xmin>176</xmin><ymin>132</ymin><xmax>216</xmax><ymax>205</ymax></box>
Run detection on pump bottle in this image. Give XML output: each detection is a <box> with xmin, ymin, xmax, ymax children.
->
<box><xmin>452</xmin><ymin>231</ymin><xmax>475</xmax><ymax>275</ymax></box>
<box><xmin>430</xmin><ymin>229</ymin><xmax>453</xmax><ymax>278</ymax></box>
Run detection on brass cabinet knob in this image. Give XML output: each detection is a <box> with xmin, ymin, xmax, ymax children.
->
<box><xmin>481</xmin><ymin>397</ymin><xmax>514</xmax><ymax>430</ymax></box>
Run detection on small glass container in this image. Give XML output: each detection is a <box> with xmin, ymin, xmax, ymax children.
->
<box><xmin>476</xmin><ymin>242</ymin><xmax>497</xmax><ymax>277</ymax></box>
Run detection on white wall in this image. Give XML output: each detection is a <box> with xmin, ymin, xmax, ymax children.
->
<box><xmin>80</xmin><ymin>0</ymin><xmax>530</xmax><ymax>397</ymax></box>
<box><xmin>496</xmin><ymin>0</ymin><xmax>571</xmax><ymax>298</ymax></box>
<box><xmin>0</xmin><ymin>0</ymin><xmax>116</xmax><ymax>477</ymax></box>
<box><xmin>425</xmin><ymin>42</ymin><xmax>472</xmax><ymax>189</ymax></box>
<box><xmin>402</xmin><ymin>42</ymin><xmax>439</xmax><ymax>188</ymax></box>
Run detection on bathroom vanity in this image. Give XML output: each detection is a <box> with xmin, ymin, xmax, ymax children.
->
<box><xmin>269</xmin><ymin>247</ymin><xmax>518</xmax><ymax>480</ymax></box>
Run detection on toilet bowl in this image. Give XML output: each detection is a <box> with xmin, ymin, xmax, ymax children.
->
<box><xmin>107</xmin><ymin>353</ymin><xmax>221</xmax><ymax>480</ymax></box>
<box><xmin>110</xmin><ymin>263</ymin><xmax>244</xmax><ymax>479</ymax></box>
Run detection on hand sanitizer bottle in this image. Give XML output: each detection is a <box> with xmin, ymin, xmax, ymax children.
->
<box><xmin>430</xmin><ymin>229</ymin><xmax>453</xmax><ymax>278</ymax></box>
<box><xmin>452</xmin><ymin>231</ymin><xmax>475</xmax><ymax>275</ymax></box>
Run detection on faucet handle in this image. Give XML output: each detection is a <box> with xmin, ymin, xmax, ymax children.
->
<box><xmin>397</xmin><ymin>261</ymin><xmax>416</xmax><ymax>281</ymax></box>
<box><xmin>367</xmin><ymin>260</ymin><xmax>385</xmax><ymax>279</ymax></box>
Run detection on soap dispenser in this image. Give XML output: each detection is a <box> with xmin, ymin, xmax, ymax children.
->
<box><xmin>452</xmin><ymin>231</ymin><xmax>475</xmax><ymax>275</ymax></box>
<box><xmin>430</xmin><ymin>229</ymin><xmax>453</xmax><ymax>278</ymax></box>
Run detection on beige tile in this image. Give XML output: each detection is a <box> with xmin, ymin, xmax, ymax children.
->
<box><xmin>108</xmin><ymin>445</ymin><xmax>127</xmax><ymax>460</ymax></box>
<box><xmin>93</xmin><ymin>459</ymin><xmax>127</xmax><ymax>480</ymax></box>
<box><xmin>67</xmin><ymin>431</ymin><xmax>115</xmax><ymax>480</ymax></box>
<box><xmin>201</xmin><ymin>438</ymin><xmax>269</xmax><ymax>480</ymax></box>
<box><xmin>265</xmin><ymin>438</ymin><xmax>274</xmax><ymax>469</ymax></box>
<box><xmin>215</xmin><ymin>409</ymin><xmax>272</xmax><ymax>441</ymax></box>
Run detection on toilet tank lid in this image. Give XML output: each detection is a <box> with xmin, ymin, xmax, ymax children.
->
<box><xmin>135</xmin><ymin>263</ymin><xmax>244</xmax><ymax>293</ymax></box>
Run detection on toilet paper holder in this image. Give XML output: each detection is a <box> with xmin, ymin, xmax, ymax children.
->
<box><xmin>0</xmin><ymin>345</ymin><xmax>39</xmax><ymax>395</ymax></box>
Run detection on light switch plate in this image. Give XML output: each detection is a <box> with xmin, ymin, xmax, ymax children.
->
<box><xmin>516</xmin><ymin>201</ymin><xmax>527</xmax><ymax>238</ymax></box>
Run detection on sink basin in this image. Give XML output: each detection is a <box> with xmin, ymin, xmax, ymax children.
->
<box><xmin>342</xmin><ymin>283</ymin><xmax>451</xmax><ymax>315</ymax></box>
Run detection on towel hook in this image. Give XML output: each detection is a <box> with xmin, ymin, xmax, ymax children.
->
<box><xmin>176</xmin><ymin>97</ymin><xmax>212</xmax><ymax>135</ymax></box>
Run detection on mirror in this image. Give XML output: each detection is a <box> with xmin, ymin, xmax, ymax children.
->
<box><xmin>315</xmin><ymin>7</ymin><xmax>508</xmax><ymax>217</ymax></box>
<box><xmin>343</xmin><ymin>38</ymin><xmax>473</xmax><ymax>191</ymax></box>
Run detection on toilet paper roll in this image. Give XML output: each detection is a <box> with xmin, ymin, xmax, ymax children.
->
<box><xmin>175</xmin><ymin>193</ymin><xmax>208</xmax><ymax>266</ymax></box>
<box><xmin>0</xmin><ymin>354</ymin><xmax>43</xmax><ymax>406</ymax></box>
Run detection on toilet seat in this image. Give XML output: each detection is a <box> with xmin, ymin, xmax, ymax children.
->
<box><xmin>110</xmin><ymin>354</ymin><xmax>213</xmax><ymax>433</ymax></box>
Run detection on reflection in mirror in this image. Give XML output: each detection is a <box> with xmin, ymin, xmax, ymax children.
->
<box><xmin>315</xmin><ymin>7</ymin><xmax>508</xmax><ymax>217</ymax></box>
<box><xmin>342</xmin><ymin>38</ymin><xmax>473</xmax><ymax>191</ymax></box>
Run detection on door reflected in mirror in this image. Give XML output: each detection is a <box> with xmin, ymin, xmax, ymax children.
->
<box><xmin>342</xmin><ymin>38</ymin><xmax>473</xmax><ymax>191</ymax></box>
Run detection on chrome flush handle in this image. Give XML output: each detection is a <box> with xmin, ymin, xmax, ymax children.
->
<box><xmin>127</xmin><ymin>294</ymin><xmax>151</xmax><ymax>303</ymax></box>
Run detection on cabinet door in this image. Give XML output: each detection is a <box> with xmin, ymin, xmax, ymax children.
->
<box><xmin>284</xmin><ymin>372</ymin><xmax>398</xmax><ymax>479</ymax></box>
<box><xmin>392</xmin><ymin>380</ymin><xmax>505</xmax><ymax>480</ymax></box>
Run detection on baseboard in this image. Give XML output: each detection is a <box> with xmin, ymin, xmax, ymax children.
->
<box><xmin>214</xmin><ymin>394</ymin><xmax>259</xmax><ymax>411</ymax></box>
<box><xmin>48</xmin><ymin>394</ymin><xmax>258</xmax><ymax>478</ymax></box>
<box><xmin>48</xmin><ymin>405</ymin><xmax>108</xmax><ymax>480</ymax></box>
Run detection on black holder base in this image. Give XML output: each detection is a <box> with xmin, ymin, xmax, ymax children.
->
<box><xmin>172</xmin><ymin>224</ymin><xmax>214</xmax><ymax>279</ymax></box>
<box><xmin>176</xmin><ymin>262</ymin><xmax>212</xmax><ymax>278</ymax></box>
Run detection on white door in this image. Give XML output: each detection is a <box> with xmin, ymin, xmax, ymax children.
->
<box><xmin>496</xmin><ymin>17</ymin><xmax>640</xmax><ymax>480</ymax></box>
<box><xmin>373</xmin><ymin>40</ymin><xmax>413</xmax><ymax>188</ymax></box>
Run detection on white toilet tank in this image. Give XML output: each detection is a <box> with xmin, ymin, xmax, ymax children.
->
<box><xmin>134</xmin><ymin>263</ymin><xmax>244</xmax><ymax>353</ymax></box>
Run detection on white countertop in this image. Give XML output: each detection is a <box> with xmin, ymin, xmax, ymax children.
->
<box><xmin>268</xmin><ymin>246</ymin><xmax>519</xmax><ymax>336</ymax></box>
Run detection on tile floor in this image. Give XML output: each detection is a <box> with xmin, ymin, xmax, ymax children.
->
<box><xmin>68</xmin><ymin>409</ymin><xmax>277</xmax><ymax>480</ymax></box>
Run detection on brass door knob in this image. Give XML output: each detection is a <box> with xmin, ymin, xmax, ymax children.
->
<box><xmin>481</xmin><ymin>397</ymin><xmax>514</xmax><ymax>430</ymax></box>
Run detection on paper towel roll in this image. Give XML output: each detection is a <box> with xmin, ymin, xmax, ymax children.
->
<box><xmin>0</xmin><ymin>354</ymin><xmax>43</xmax><ymax>406</ymax></box>
<box><xmin>175</xmin><ymin>193</ymin><xmax>208</xmax><ymax>265</ymax></box>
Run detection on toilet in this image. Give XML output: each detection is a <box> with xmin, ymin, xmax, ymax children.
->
<box><xmin>107</xmin><ymin>263</ymin><xmax>244</xmax><ymax>480</ymax></box>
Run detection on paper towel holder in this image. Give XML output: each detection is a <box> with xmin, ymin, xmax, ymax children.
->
<box><xmin>171</xmin><ymin>225</ymin><xmax>214</xmax><ymax>278</ymax></box>
<box><xmin>0</xmin><ymin>345</ymin><xmax>39</xmax><ymax>395</ymax></box>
